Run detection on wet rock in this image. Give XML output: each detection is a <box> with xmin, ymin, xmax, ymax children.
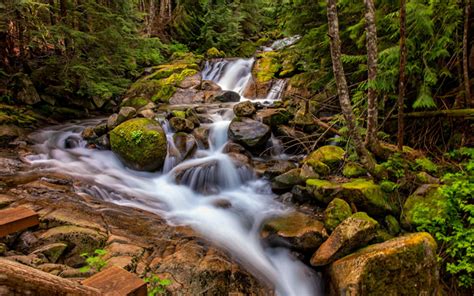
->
<box><xmin>36</xmin><ymin>226</ymin><xmax>107</xmax><ymax>267</ymax></box>
<box><xmin>291</xmin><ymin>185</ymin><xmax>313</xmax><ymax>203</ymax></box>
<box><xmin>138</xmin><ymin>109</ymin><xmax>155</xmax><ymax>119</ymax></box>
<box><xmin>117</xmin><ymin>107</ymin><xmax>136</xmax><ymax>123</ymax></box>
<box><xmin>120</xmin><ymin>97</ymin><xmax>150</xmax><ymax>110</ymax></box>
<box><xmin>324</xmin><ymin>198</ymin><xmax>352</xmax><ymax>233</ymax></box>
<box><xmin>233</xmin><ymin>101</ymin><xmax>256</xmax><ymax>117</ymax></box>
<box><xmin>110</xmin><ymin>118</ymin><xmax>168</xmax><ymax>171</ymax></box>
<box><xmin>256</xmin><ymin>108</ymin><xmax>292</xmax><ymax>127</ymax></box>
<box><xmin>169</xmin><ymin>117</ymin><xmax>195</xmax><ymax>133</ymax></box>
<box><xmin>16</xmin><ymin>231</ymin><xmax>39</xmax><ymax>253</ymax></box>
<box><xmin>93</xmin><ymin>122</ymin><xmax>108</xmax><ymax>137</ymax></box>
<box><xmin>261</xmin><ymin>211</ymin><xmax>328</xmax><ymax>252</ymax></box>
<box><xmin>306</xmin><ymin>178</ymin><xmax>395</xmax><ymax>216</ymax></box>
<box><xmin>228</xmin><ymin>117</ymin><xmax>271</xmax><ymax>151</ymax></box>
<box><xmin>81</xmin><ymin>127</ymin><xmax>97</xmax><ymax>141</ymax></box>
<box><xmin>264</xmin><ymin>160</ymin><xmax>296</xmax><ymax>179</ymax></box>
<box><xmin>169</xmin><ymin>88</ymin><xmax>205</xmax><ymax>104</ymax></box>
<box><xmin>212</xmin><ymin>90</ymin><xmax>240</xmax><ymax>103</ymax></box>
<box><xmin>304</xmin><ymin>145</ymin><xmax>345</xmax><ymax>169</ymax></box>
<box><xmin>304</xmin><ymin>159</ymin><xmax>330</xmax><ymax>176</ymax></box>
<box><xmin>342</xmin><ymin>161</ymin><xmax>367</xmax><ymax>178</ymax></box>
<box><xmin>327</xmin><ymin>232</ymin><xmax>439</xmax><ymax>295</ymax></box>
<box><xmin>384</xmin><ymin>215</ymin><xmax>401</xmax><ymax>236</ymax></box>
<box><xmin>64</xmin><ymin>136</ymin><xmax>81</xmax><ymax>149</ymax></box>
<box><xmin>106</xmin><ymin>113</ymin><xmax>119</xmax><ymax>130</ymax></box>
<box><xmin>32</xmin><ymin>243</ymin><xmax>68</xmax><ymax>263</ymax></box>
<box><xmin>201</xmin><ymin>80</ymin><xmax>221</xmax><ymax>91</ymax></box>
<box><xmin>192</xmin><ymin>127</ymin><xmax>210</xmax><ymax>149</ymax></box>
<box><xmin>173</xmin><ymin>132</ymin><xmax>198</xmax><ymax>162</ymax></box>
<box><xmin>271</xmin><ymin>168</ymin><xmax>304</xmax><ymax>191</ymax></box>
<box><xmin>401</xmin><ymin>184</ymin><xmax>445</xmax><ymax>229</ymax></box>
<box><xmin>0</xmin><ymin>125</ymin><xmax>25</xmax><ymax>147</ymax></box>
<box><xmin>178</xmin><ymin>73</ymin><xmax>201</xmax><ymax>89</ymax></box>
<box><xmin>95</xmin><ymin>134</ymin><xmax>110</xmax><ymax>150</ymax></box>
<box><xmin>310</xmin><ymin>212</ymin><xmax>378</xmax><ymax>266</ymax></box>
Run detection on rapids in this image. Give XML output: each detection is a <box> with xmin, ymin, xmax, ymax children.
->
<box><xmin>26</xmin><ymin>54</ymin><xmax>321</xmax><ymax>295</ymax></box>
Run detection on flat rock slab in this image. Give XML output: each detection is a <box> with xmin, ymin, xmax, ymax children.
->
<box><xmin>82</xmin><ymin>266</ymin><xmax>147</xmax><ymax>296</ymax></box>
<box><xmin>0</xmin><ymin>206</ymin><xmax>39</xmax><ymax>237</ymax></box>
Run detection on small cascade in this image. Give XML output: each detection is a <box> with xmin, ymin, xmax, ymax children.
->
<box><xmin>203</xmin><ymin>58</ymin><xmax>254</xmax><ymax>96</ymax></box>
<box><xmin>265</xmin><ymin>79</ymin><xmax>287</xmax><ymax>101</ymax></box>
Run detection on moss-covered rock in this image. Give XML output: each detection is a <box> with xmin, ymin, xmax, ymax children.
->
<box><xmin>327</xmin><ymin>232</ymin><xmax>438</xmax><ymax>295</ymax></box>
<box><xmin>305</xmin><ymin>160</ymin><xmax>331</xmax><ymax>176</ymax></box>
<box><xmin>238</xmin><ymin>41</ymin><xmax>257</xmax><ymax>57</ymax></box>
<box><xmin>169</xmin><ymin>117</ymin><xmax>194</xmax><ymax>133</ymax></box>
<box><xmin>384</xmin><ymin>215</ymin><xmax>401</xmax><ymax>236</ymax></box>
<box><xmin>206</xmin><ymin>47</ymin><xmax>225</xmax><ymax>58</ymax></box>
<box><xmin>304</xmin><ymin>146</ymin><xmax>345</xmax><ymax>169</ymax></box>
<box><xmin>271</xmin><ymin>168</ymin><xmax>305</xmax><ymax>191</ymax></box>
<box><xmin>255</xmin><ymin>108</ymin><xmax>292</xmax><ymax>127</ymax></box>
<box><xmin>253</xmin><ymin>51</ymin><xmax>281</xmax><ymax>83</ymax></box>
<box><xmin>306</xmin><ymin>178</ymin><xmax>394</xmax><ymax>216</ymax></box>
<box><xmin>120</xmin><ymin>97</ymin><xmax>150</xmax><ymax>110</ymax></box>
<box><xmin>342</xmin><ymin>162</ymin><xmax>367</xmax><ymax>178</ymax></box>
<box><xmin>324</xmin><ymin>198</ymin><xmax>352</xmax><ymax>232</ymax></box>
<box><xmin>292</xmin><ymin>108</ymin><xmax>314</xmax><ymax>126</ymax></box>
<box><xmin>310</xmin><ymin>212</ymin><xmax>379</xmax><ymax>266</ymax></box>
<box><xmin>401</xmin><ymin>184</ymin><xmax>446</xmax><ymax>229</ymax></box>
<box><xmin>233</xmin><ymin>101</ymin><xmax>256</xmax><ymax>117</ymax></box>
<box><xmin>110</xmin><ymin>118</ymin><xmax>167</xmax><ymax>171</ymax></box>
<box><xmin>261</xmin><ymin>211</ymin><xmax>328</xmax><ymax>252</ymax></box>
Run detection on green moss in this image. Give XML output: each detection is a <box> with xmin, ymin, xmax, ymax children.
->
<box><xmin>351</xmin><ymin>212</ymin><xmax>379</xmax><ymax>225</ymax></box>
<box><xmin>384</xmin><ymin>215</ymin><xmax>400</xmax><ymax>235</ymax></box>
<box><xmin>151</xmin><ymin>84</ymin><xmax>176</xmax><ymax>103</ymax></box>
<box><xmin>256</xmin><ymin>37</ymin><xmax>270</xmax><ymax>46</ymax></box>
<box><xmin>110</xmin><ymin>118</ymin><xmax>167</xmax><ymax>171</ymax></box>
<box><xmin>305</xmin><ymin>160</ymin><xmax>330</xmax><ymax>176</ymax></box>
<box><xmin>120</xmin><ymin>97</ymin><xmax>149</xmax><ymax>109</ymax></box>
<box><xmin>343</xmin><ymin>162</ymin><xmax>367</xmax><ymax>178</ymax></box>
<box><xmin>324</xmin><ymin>198</ymin><xmax>352</xmax><ymax>232</ymax></box>
<box><xmin>401</xmin><ymin>184</ymin><xmax>447</xmax><ymax>229</ymax></box>
<box><xmin>306</xmin><ymin>179</ymin><xmax>340</xmax><ymax>204</ymax></box>
<box><xmin>341</xmin><ymin>179</ymin><xmax>393</xmax><ymax>216</ymax></box>
<box><xmin>414</xmin><ymin>158</ymin><xmax>438</xmax><ymax>174</ymax></box>
<box><xmin>238</xmin><ymin>41</ymin><xmax>257</xmax><ymax>57</ymax></box>
<box><xmin>171</xmin><ymin>110</ymin><xmax>186</xmax><ymax>119</ymax></box>
<box><xmin>253</xmin><ymin>51</ymin><xmax>282</xmax><ymax>83</ymax></box>
<box><xmin>305</xmin><ymin>145</ymin><xmax>345</xmax><ymax>168</ymax></box>
<box><xmin>206</xmin><ymin>47</ymin><xmax>225</xmax><ymax>58</ymax></box>
<box><xmin>380</xmin><ymin>180</ymin><xmax>398</xmax><ymax>193</ymax></box>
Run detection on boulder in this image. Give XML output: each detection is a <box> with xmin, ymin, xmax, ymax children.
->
<box><xmin>173</xmin><ymin>132</ymin><xmax>198</xmax><ymax>162</ymax></box>
<box><xmin>261</xmin><ymin>211</ymin><xmax>328</xmax><ymax>252</ymax></box>
<box><xmin>169</xmin><ymin>88</ymin><xmax>205</xmax><ymax>105</ymax></box>
<box><xmin>228</xmin><ymin>118</ymin><xmax>271</xmax><ymax>151</ymax></box>
<box><xmin>212</xmin><ymin>90</ymin><xmax>240</xmax><ymax>103</ymax></box>
<box><xmin>263</xmin><ymin>160</ymin><xmax>296</xmax><ymax>179</ymax></box>
<box><xmin>401</xmin><ymin>184</ymin><xmax>446</xmax><ymax>229</ymax></box>
<box><xmin>324</xmin><ymin>198</ymin><xmax>352</xmax><ymax>232</ymax></box>
<box><xmin>201</xmin><ymin>80</ymin><xmax>221</xmax><ymax>91</ymax></box>
<box><xmin>306</xmin><ymin>178</ymin><xmax>395</xmax><ymax>216</ymax></box>
<box><xmin>256</xmin><ymin>108</ymin><xmax>292</xmax><ymax>127</ymax></box>
<box><xmin>233</xmin><ymin>101</ymin><xmax>256</xmax><ymax>117</ymax></box>
<box><xmin>106</xmin><ymin>113</ymin><xmax>119</xmax><ymax>130</ymax></box>
<box><xmin>93</xmin><ymin>122</ymin><xmax>108</xmax><ymax>137</ymax></box>
<box><xmin>117</xmin><ymin>107</ymin><xmax>136</xmax><ymax>123</ymax></box>
<box><xmin>138</xmin><ymin>109</ymin><xmax>155</xmax><ymax>119</ymax></box>
<box><xmin>178</xmin><ymin>73</ymin><xmax>201</xmax><ymax>89</ymax></box>
<box><xmin>110</xmin><ymin>118</ymin><xmax>168</xmax><ymax>171</ymax></box>
<box><xmin>36</xmin><ymin>226</ymin><xmax>107</xmax><ymax>267</ymax></box>
<box><xmin>169</xmin><ymin>117</ymin><xmax>194</xmax><ymax>133</ymax></box>
<box><xmin>81</xmin><ymin>127</ymin><xmax>96</xmax><ymax>141</ymax></box>
<box><xmin>271</xmin><ymin>168</ymin><xmax>304</xmax><ymax>191</ymax></box>
<box><xmin>327</xmin><ymin>233</ymin><xmax>439</xmax><ymax>295</ymax></box>
<box><xmin>304</xmin><ymin>146</ymin><xmax>345</xmax><ymax>169</ymax></box>
<box><xmin>342</xmin><ymin>162</ymin><xmax>367</xmax><ymax>178</ymax></box>
<box><xmin>192</xmin><ymin>127</ymin><xmax>210</xmax><ymax>149</ymax></box>
<box><xmin>310</xmin><ymin>212</ymin><xmax>378</xmax><ymax>266</ymax></box>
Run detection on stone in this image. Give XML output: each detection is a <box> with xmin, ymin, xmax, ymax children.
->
<box><xmin>305</xmin><ymin>160</ymin><xmax>330</xmax><ymax>176</ymax></box>
<box><xmin>228</xmin><ymin>117</ymin><xmax>271</xmax><ymax>151</ymax></box>
<box><xmin>36</xmin><ymin>226</ymin><xmax>107</xmax><ymax>267</ymax></box>
<box><xmin>342</xmin><ymin>161</ymin><xmax>367</xmax><ymax>178</ymax></box>
<box><xmin>401</xmin><ymin>184</ymin><xmax>446</xmax><ymax>229</ymax></box>
<box><xmin>106</xmin><ymin>113</ymin><xmax>119</xmax><ymax>130</ymax></box>
<box><xmin>212</xmin><ymin>90</ymin><xmax>240</xmax><ymax>103</ymax></box>
<box><xmin>271</xmin><ymin>168</ymin><xmax>304</xmax><ymax>191</ymax></box>
<box><xmin>92</xmin><ymin>122</ymin><xmax>108</xmax><ymax>137</ymax></box>
<box><xmin>304</xmin><ymin>146</ymin><xmax>345</xmax><ymax>169</ymax></box>
<box><xmin>310</xmin><ymin>212</ymin><xmax>379</xmax><ymax>266</ymax></box>
<box><xmin>173</xmin><ymin>132</ymin><xmax>198</xmax><ymax>162</ymax></box>
<box><xmin>261</xmin><ymin>211</ymin><xmax>328</xmax><ymax>252</ymax></box>
<box><xmin>178</xmin><ymin>73</ymin><xmax>201</xmax><ymax>89</ymax></box>
<box><xmin>192</xmin><ymin>127</ymin><xmax>210</xmax><ymax>149</ymax></box>
<box><xmin>263</xmin><ymin>160</ymin><xmax>296</xmax><ymax>179</ymax></box>
<box><xmin>95</xmin><ymin>135</ymin><xmax>110</xmax><ymax>150</ymax></box>
<box><xmin>110</xmin><ymin>118</ymin><xmax>168</xmax><ymax>171</ymax></box>
<box><xmin>201</xmin><ymin>80</ymin><xmax>221</xmax><ymax>91</ymax></box>
<box><xmin>384</xmin><ymin>215</ymin><xmax>400</xmax><ymax>236</ymax></box>
<box><xmin>117</xmin><ymin>107</ymin><xmax>136</xmax><ymax>123</ymax></box>
<box><xmin>327</xmin><ymin>233</ymin><xmax>439</xmax><ymax>296</ymax></box>
<box><xmin>0</xmin><ymin>125</ymin><xmax>25</xmax><ymax>146</ymax></box>
<box><xmin>415</xmin><ymin>171</ymin><xmax>440</xmax><ymax>184</ymax></box>
<box><xmin>169</xmin><ymin>88</ymin><xmax>205</xmax><ymax>105</ymax></box>
<box><xmin>32</xmin><ymin>243</ymin><xmax>68</xmax><ymax>263</ymax></box>
<box><xmin>293</xmin><ymin>108</ymin><xmax>314</xmax><ymax>126</ymax></box>
<box><xmin>306</xmin><ymin>178</ymin><xmax>395</xmax><ymax>216</ymax></box>
<box><xmin>169</xmin><ymin>117</ymin><xmax>194</xmax><ymax>133</ymax></box>
<box><xmin>324</xmin><ymin>198</ymin><xmax>352</xmax><ymax>232</ymax></box>
<box><xmin>138</xmin><ymin>109</ymin><xmax>155</xmax><ymax>119</ymax></box>
<box><xmin>255</xmin><ymin>108</ymin><xmax>292</xmax><ymax>127</ymax></box>
<box><xmin>81</xmin><ymin>127</ymin><xmax>97</xmax><ymax>141</ymax></box>
<box><xmin>233</xmin><ymin>101</ymin><xmax>256</xmax><ymax>117</ymax></box>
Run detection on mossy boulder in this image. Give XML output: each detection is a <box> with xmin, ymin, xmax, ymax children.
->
<box><xmin>261</xmin><ymin>211</ymin><xmax>328</xmax><ymax>252</ymax></box>
<box><xmin>342</xmin><ymin>162</ymin><xmax>367</xmax><ymax>178</ymax></box>
<box><xmin>304</xmin><ymin>146</ymin><xmax>345</xmax><ymax>169</ymax></box>
<box><xmin>120</xmin><ymin>97</ymin><xmax>150</xmax><ymax>110</ymax></box>
<box><xmin>384</xmin><ymin>215</ymin><xmax>401</xmax><ymax>236</ymax></box>
<box><xmin>324</xmin><ymin>198</ymin><xmax>352</xmax><ymax>232</ymax></box>
<box><xmin>310</xmin><ymin>212</ymin><xmax>379</xmax><ymax>266</ymax></box>
<box><xmin>306</xmin><ymin>178</ymin><xmax>394</xmax><ymax>217</ymax></box>
<box><xmin>305</xmin><ymin>160</ymin><xmax>331</xmax><ymax>176</ymax></box>
<box><xmin>233</xmin><ymin>101</ymin><xmax>256</xmax><ymax>117</ymax></box>
<box><xmin>256</xmin><ymin>108</ymin><xmax>292</xmax><ymax>127</ymax></box>
<box><xmin>401</xmin><ymin>184</ymin><xmax>446</xmax><ymax>229</ymax></box>
<box><xmin>110</xmin><ymin>118</ymin><xmax>167</xmax><ymax>171</ymax></box>
<box><xmin>206</xmin><ymin>47</ymin><xmax>225</xmax><ymax>58</ymax></box>
<box><xmin>253</xmin><ymin>51</ymin><xmax>281</xmax><ymax>83</ymax></box>
<box><xmin>327</xmin><ymin>232</ymin><xmax>438</xmax><ymax>295</ymax></box>
<box><xmin>271</xmin><ymin>168</ymin><xmax>305</xmax><ymax>191</ymax></box>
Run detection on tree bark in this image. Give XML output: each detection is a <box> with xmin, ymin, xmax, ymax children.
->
<box><xmin>463</xmin><ymin>0</ymin><xmax>472</xmax><ymax>107</ymax></box>
<box><xmin>397</xmin><ymin>0</ymin><xmax>407</xmax><ymax>151</ymax></box>
<box><xmin>364</xmin><ymin>0</ymin><xmax>380</xmax><ymax>153</ymax></box>
<box><xmin>327</xmin><ymin>0</ymin><xmax>375</xmax><ymax>172</ymax></box>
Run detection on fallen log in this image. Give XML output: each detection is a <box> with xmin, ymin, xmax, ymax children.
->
<box><xmin>392</xmin><ymin>109</ymin><xmax>474</xmax><ymax>119</ymax></box>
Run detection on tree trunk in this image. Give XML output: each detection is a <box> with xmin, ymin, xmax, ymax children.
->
<box><xmin>364</xmin><ymin>0</ymin><xmax>380</xmax><ymax>153</ymax></box>
<box><xmin>397</xmin><ymin>0</ymin><xmax>407</xmax><ymax>151</ymax></box>
<box><xmin>463</xmin><ymin>0</ymin><xmax>472</xmax><ymax>107</ymax></box>
<box><xmin>326</xmin><ymin>0</ymin><xmax>375</xmax><ymax>172</ymax></box>
<box><xmin>60</xmin><ymin>0</ymin><xmax>70</xmax><ymax>53</ymax></box>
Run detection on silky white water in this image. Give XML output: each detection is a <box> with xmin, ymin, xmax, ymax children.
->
<box><xmin>26</xmin><ymin>58</ymin><xmax>320</xmax><ymax>296</ymax></box>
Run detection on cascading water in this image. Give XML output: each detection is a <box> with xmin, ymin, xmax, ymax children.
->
<box><xmin>26</xmin><ymin>53</ymin><xmax>321</xmax><ymax>296</ymax></box>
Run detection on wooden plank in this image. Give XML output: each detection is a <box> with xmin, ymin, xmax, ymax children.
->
<box><xmin>0</xmin><ymin>206</ymin><xmax>39</xmax><ymax>237</ymax></box>
<box><xmin>0</xmin><ymin>258</ymin><xmax>101</xmax><ymax>295</ymax></box>
<box><xmin>82</xmin><ymin>266</ymin><xmax>147</xmax><ymax>296</ymax></box>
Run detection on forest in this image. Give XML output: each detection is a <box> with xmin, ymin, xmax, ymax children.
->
<box><xmin>0</xmin><ymin>0</ymin><xmax>473</xmax><ymax>295</ymax></box>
